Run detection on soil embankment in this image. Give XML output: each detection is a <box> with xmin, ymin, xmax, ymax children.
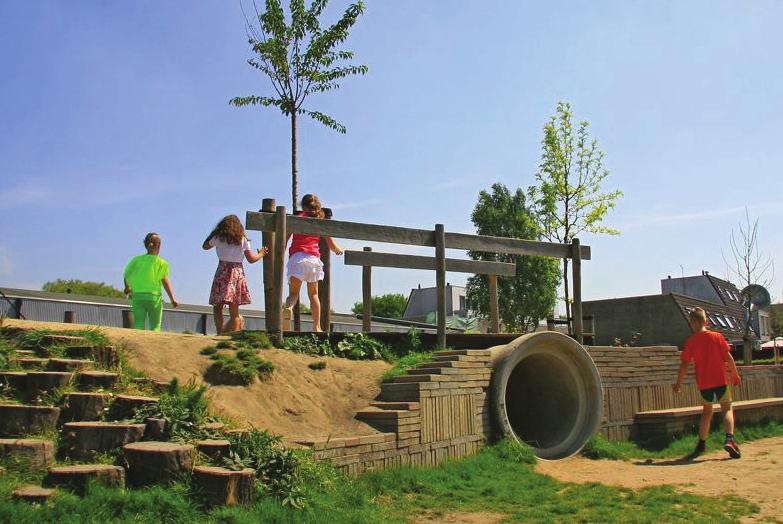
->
<box><xmin>5</xmin><ymin>319</ymin><xmax>390</xmax><ymax>440</ymax></box>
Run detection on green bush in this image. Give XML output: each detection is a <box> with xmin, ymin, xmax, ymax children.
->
<box><xmin>335</xmin><ymin>333</ymin><xmax>386</xmax><ymax>360</ymax></box>
<box><xmin>351</xmin><ymin>293</ymin><xmax>407</xmax><ymax>319</ymax></box>
<box><xmin>282</xmin><ymin>335</ymin><xmax>334</xmax><ymax>357</ymax></box>
<box><xmin>308</xmin><ymin>361</ymin><xmax>327</xmax><ymax>370</ymax></box>
<box><xmin>207</xmin><ymin>349</ymin><xmax>274</xmax><ymax>385</ymax></box>
<box><xmin>200</xmin><ymin>346</ymin><xmax>218</xmax><ymax>356</ymax></box>
<box><xmin>42</xmin><ymin>279</ymin><xmax>125</xmax><ymax>298</ymax></box>
<box><xmin>134</xmin><ymin>379</ymin><xmax>212</xmax><ymax>441</ymax></box>
<box><xmin>230</xmin><ymin>331</ymin><xmax>273</xmax><ymax>349</ymax></box>
<box><xmin>386</xmin><ymin>328</ymin><xmax>423</xmax><ymax>358</ymax></box>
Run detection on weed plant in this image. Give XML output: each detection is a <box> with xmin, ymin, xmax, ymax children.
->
<box><xmin>134</xmin><ymin>379</ymin><xmax>214</xmax><ymax>441</ymax></box>
<box><xmin>307</xmin><ymin>361</ymin><xmax>327</xmax><ymax>370</ymax></box>
<box><xmin>206</xmin><ymin>350</ymin><xmax>274</xmax><ymax>385</ymax></box>
<box><xmin>381</xmin><ymin>352</ymin><xmax>434</xmax><ymax>381</ymax></box>
<box><xmin>230</xmin><ymin>331</ymin><xmax>273</xmax><ymax>349</ymax></box>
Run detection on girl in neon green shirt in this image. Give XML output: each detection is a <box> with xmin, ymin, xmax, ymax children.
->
<box><xmin>123</xmin><ymin>233</ymin><xmax>178</xmax><ymax>331</ymax></box>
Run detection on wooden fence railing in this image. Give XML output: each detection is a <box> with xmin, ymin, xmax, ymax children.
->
<box><xmin>246</xmin><ymin>202</ymin><xmax>591</xmax><ymax>347</ymax></box>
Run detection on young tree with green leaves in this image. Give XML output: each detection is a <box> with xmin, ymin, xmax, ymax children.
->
<box><xmin>230</xmin><ymin>0</ymin><xmax>368</xmax><ymax>211</ymax></box>
<box><xmin>466</xmin><ymin>183</ymin><xmax>561</xmax><ymax>333</ymax></box>
<box><xmin>530</xmin><ymin>101</ymin><xmax>622</xmax><ymax>333</ymax></box>
<box><xmin>352</xmin><ymin>293</ymin><xmax>407</xmax><ymax>319</ymax></box>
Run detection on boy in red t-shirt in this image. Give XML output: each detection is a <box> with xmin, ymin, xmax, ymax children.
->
<box><xmin>673</xmin><ymin>307</ymin><xmax>742</xmax><ymax>458</ymax></box>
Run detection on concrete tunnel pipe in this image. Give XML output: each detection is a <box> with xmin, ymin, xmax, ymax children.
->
<box><xmin>489</xmin><ymin>332</ymin><xmax>603</xmax><ymax>460</ymax></box>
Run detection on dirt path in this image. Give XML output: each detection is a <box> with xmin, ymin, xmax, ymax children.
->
<box><xmin>537</xmin><ymin>437</ymin><xmax>783</xmax><ymax>523</ymax></box>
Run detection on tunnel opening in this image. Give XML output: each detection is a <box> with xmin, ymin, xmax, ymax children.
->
<box><xmin>504</xmin><ymin>353</ymin><xmax>580</xmax><ymax>450</ymax></box>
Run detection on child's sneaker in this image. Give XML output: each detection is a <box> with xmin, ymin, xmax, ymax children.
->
<box><xmin>690</xmin><ymin>439</ymin><xmax>706</xmax><ymax>458</ymax></box>
<box><xmin>724</xmin><ymin>437</ymin><xmax>741</xmax><ymax>459</ymax></box>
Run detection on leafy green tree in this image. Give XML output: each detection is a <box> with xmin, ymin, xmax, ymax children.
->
<box><xmin>42</xmin><ymin>279</ymin><xmax>124</xmax><ymax>298</ymax></box>
<box><xmin>351</xmin><ymin>293</ymin><xmax>408</xmax><ymax>319</ymax></box>
<box><xmin>466</xmin><ymin>183</ymin><xmax>561</xmax><ymax>333</ymax></box>
<box><xmin>530</xmin><ymin>101</ymin><xmax>622</xmax><ymax>332</ymax></box>
<box><xmin>231</xmin><ymin>0</ymin><xmax>367</xmax><ymax>211</ymax></box>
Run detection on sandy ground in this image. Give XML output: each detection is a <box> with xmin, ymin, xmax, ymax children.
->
<box><xmin>537</xmin><ymin>437</ymin><xmax>783</xmax><ymax>523</ymax></box>
<box><xmin>4</xmin><ymin>319</ymin><xmax>390</xmax><ymax>440</ymax></box>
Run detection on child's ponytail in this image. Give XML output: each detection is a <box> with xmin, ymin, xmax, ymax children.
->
<box><xmin>301</xmin><ymin>194</ymin><xmax>325</xmax><ymax>218</ymax></box>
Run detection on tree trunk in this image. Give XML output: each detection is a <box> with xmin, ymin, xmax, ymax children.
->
<box><xmin>291</xmin><ymin>111</ymin><xmax>301</xmax><ymax>331</ymax></box>
<box><xmin>562</xmin><ymin>257</ymin><xmax>571</xmax><ymax>334</ymax></box>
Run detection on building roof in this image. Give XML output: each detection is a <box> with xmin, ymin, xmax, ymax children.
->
<box><xmin>670</xmin><ymin>292</ymin><xmax>746</xmax><ymax>342</ymax></box>
<box><xmin>704</xmin><ymin>274</ymin><xmax>744</xmax><ymax>307</ymax></box>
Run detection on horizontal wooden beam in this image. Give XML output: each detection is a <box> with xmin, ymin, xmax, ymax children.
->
<box><xmin>344</xmin><ymin>250</ymin><xmax>517</xmax><ymax>276</ymax></box>
<box><xmin>444</xmin><ymin>232</ymin><xmax>591</xmax><ymax>261</ymax></box>
<box><xmin>246</xmin><ymin>211</ymin><xmax>590</xmax><ymax>260</ymax></box>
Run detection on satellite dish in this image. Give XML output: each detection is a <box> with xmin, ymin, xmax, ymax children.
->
<box><xmin>741</xmin><ymin>284</ymin><xmax>771</xmax><ymax>311</ymax></box>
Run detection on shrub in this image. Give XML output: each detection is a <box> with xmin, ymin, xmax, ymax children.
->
<box><xmin>206</xmin><ymin>350</ymin><xmax>274</xmax><ymax>385</ymax></box>
<box><xmin>134</xmin><ymin>379</ymin><xmax>212</xmax><ymax>441</ymax></box>
<box><xmin>230</xmin><ymin>331</ymin><xmax>273</xmax><ymax>349</ymax></box>
<box><xmin>199</xmin><ymin>346</ymin><xmax>218</xmax><ymax>356</ymax></box>
<box><xmin>335</xmin><ymin>333</ymin><xmax>386</xmax><ymax>360</ymax></box>
<box><xmin>308</xmin><ymin>361</ymin><xmax>327</xmax><ymax>370</ymax></box>
<box><xmin>282</xmin><ymin>335</ymin><xmax>333</xmax><ymax>357</ymax></box>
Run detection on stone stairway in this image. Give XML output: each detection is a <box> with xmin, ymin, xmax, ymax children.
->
<box><xmin>0</xmin><ymin>332</ymin><xmax>252</xmax><ymax>507</ymax></box>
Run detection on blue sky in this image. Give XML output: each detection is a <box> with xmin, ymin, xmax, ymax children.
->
<box><xmin>1</xmin><ymin>1</ymin><xmax>781</xmax><ymax>313</ymax></box>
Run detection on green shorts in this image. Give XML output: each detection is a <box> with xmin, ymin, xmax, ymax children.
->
<box><xmin>700</xmin><ymin>385</ymin><xmax>731</xmax><ymax>404</ymax></box>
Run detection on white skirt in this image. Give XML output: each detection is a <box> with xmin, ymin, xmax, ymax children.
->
<box><xmin>287</xmin><ymin>252</ymin><xmax>324</xmax><ymax>283</ymax></box>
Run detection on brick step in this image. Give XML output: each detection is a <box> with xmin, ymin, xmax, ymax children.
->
<box><xmin>60</xmin><ymin>392</ymin><xmax>110</xmax><ymax>422</ymax></box>
<box><xmin>379</xmin><ymin>382</ymin><xmax>433</xmax><ymax>402</ymax></box>
<box><xmin>433</xmin><ymin>353</ymin><xmax>492</xmax><ymax>363</ymax></box>
<box><xmin>47</xmin><ymin>358</ymin><xmax>93</xmax><ymax>372</ymax></box>
<box><xmin>0</xmin><ymin>438</ymin><xmax>55</xmax><ymax>469</ymax></box>
<box><xmin>77</xmin><ymin>371</ymin><xmax>119</xmax><ymax>390</ymax></box>
<box><xmin>432</xmin><ymin>349</ymin><xmax>491</xmax><ymax>358</ymax></box>
<box><xmin>356</xmin><ymin>408</ymin><xmax>419</xmax><ymax>420</ymax></box>
<box><xmin>64</xmin><ymin>345</ymin><xmax>119</xmax><ymax>368</ymax></box>
<box><xmin>44</xmin><ymin>464</ymin><xmax>125</xmax><ymax>495</ymax></box>
<box><xmin>60</xmin><ymin>422</ymin><xmax>146</xmax><ymax>459</ymax></box>
<box><xmin>0</xmin><ymin>404</ymin><xmax>60</xmax><ymax>437</ymax></box>
<box><xmin>406</xmin><ymin>367</ymin><xmax>492</xmax><ymax>377</ymax></box>
<box><xmin>12</xmin><ymin>485</ymin><xmax>57</xmax><ymax>503</ymax></box>
<box><xmin>124</xmin><ymin>441</ymin><xmax>194</xmax><ymax>486</ymax></box>
<box><xmin>390</xmin><ymin>374</ymin><xmax>449</xmax><ymax>383</ymax></box>
<box><xmin>108</xmin><ymin>395</ymin><xmax>160</xmax><ymax>420</ymax></box>
<box><xmin>417</xmin><ymin>360</ymin><xmax>489</xmax><ymax>369</ymax></box>
<box><xmin>369</xmin><ymin>401</ymin><xmax>420</xmax><ymax>411</ymax></box>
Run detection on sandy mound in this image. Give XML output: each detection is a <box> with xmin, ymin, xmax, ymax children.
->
<box><xmin>4</xmin><ymin>319</ymin><xmax>390</xmax><ymax>440</ymax></box>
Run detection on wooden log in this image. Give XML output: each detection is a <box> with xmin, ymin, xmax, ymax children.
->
<box><xmin>0</xmin><ymin>405</ymin><xmax>60</xmax><ymax>437</ymax></box>
<box><xmin>196</xmin><ymin>439</ymin><xmax>232</xmax><ymax>462</ymax></box>
<box><xmin>124</xmin><ymin>441</ymin><xmax>194</xmax><ymax>486</ymax></box>
<box><xmin>344</xmin><ymin>250</ymin><xmax>516</xmax><ymax>277</ymax></box>
<box><xmin>488</xmin><ymin>274</ymin><xmax>500</xmax><ymax>334</ymax></box>
<box><xmin>12</xmin><ymin>485</ymin><xmax>57</xmax><ymax>503</ymax></box>
<box><xmin>318</xmin><ymin>208</ymin><xmax>332</xmax><ymax>331</ymax></box>
<box><xmin>273</xmin><ymin>206</ymin><xmax>286</xmax><ymax>342</ymax></box>
<box><xmin>445</xmin><ymin>231</ymin><xmax>591</xmax><ymax>260</ymax></box>
<box><xmin>192</xmin><ymin>466</ymin><xmax>255</xmax><ymax>507</ymax></box>
<box><xmin>60</xmin><ymin>393</ymin><xmax>109</xmax><ymax>422</ymax></box>
<box><xmin>571</xmin><ymin>238</ymin><xmax>583</xmax><ymax>344</ymax></box>
<box><xmin>65</xmin><ymin>346</ymin><xmax>119</xmax><ymax>368</ymax></box>
<box><xmin>0</xmin><ymin>438</ymin><xmax>55</xmax><ymax>469</ymax></box>
<box><xmin>44</xmin><ymin>464</ymin><xmax>125</xmax><ymax>495</ymax></box>
<box><xmin>435</xmin><ymin>224</ymin><xmax>447</xmax><ymax>349</ymax></box>
<box><xmin>362</xmin><ymin>246</ymin><xmax>372</xmax><ymax>332</ymax></box>
<box><xmin>261</xmin><ymin>198</ymin><xmax>277</xmax><ymax>333</ymax></box>
<box><xmin>108</xmin><ymin>395</ymin><xmax>159</xmax><ymax>420</ymax></box>
<box><xmin>143</xmin><ymin>417</ymin><xmax>167</xmax><ymax>440</ymax></box>
<box><xmin>78</xmin><ymin>371</ymin><xmax>119</xmax><ymax>390</ymax></box>
<box><xmin>0</xmin><ymin>371</ymin><xmax>27</xmax><ymax>390</ymax></box>
<box><xmin>25</xmin><ymin>372</ymin><xmax>72</xmax><ymax>393</ymax></box>
<box><xmin>61</xmin><ymin>422</ymin><xmax>145</xmax><ymax>459</ymax></box>
<box><xmin>13</xmin><ymin>358</ymin><xmax>48</xmax><ymax>369</ymax></box>
<box><xmin>47</xmin><ymin>358</ymin><xmax>92</xmax><ymax>372</ymax></box>
<box><xmin>121</xmin><ymin>309</ymin><xmax>133</xmax><ymax>329</ymax></box>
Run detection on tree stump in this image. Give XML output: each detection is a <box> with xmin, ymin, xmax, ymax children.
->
<box><xmin>78</xmin><ymin>371</ymin><xmax>119</xmax><ymax>390</ymax></box>
<box><xmin>40</xmin><ymin>334</ymin><xmax>87</xmax><ymax>346</ymax></box>
<box><xmin>47</xmin><ymin>358</ymin><xmax>93</xmax><ymax>372</ymax></box>
<box><xmin>25</xmin><ymin>372</ymin><xmax>73</xmax><ymax>393</ymax></box>
<box><xmin>0</xmin><ymin>405</ymin><xmax>60</xmax><ymax>437</ymax></box>
<box><xmin>143</xmin><ymin>417</ymin><xmax>167</xmax><ymax>440</ymax></box>
<box><xmin>44</xmin><ymin>464</ymin><xmax>125</xmax><ymax>495</ymax></box>
<box><xmin>109</xmin><ymin>395</ymin><xmax>159</xmax><ymax>420</ymax></box>
<box><xmin>0</xmin><ymin>438</ymin><xmax>55</xmax><ymax>469</ymax></box>
<box><xmin>123</xmin><ymin>441</ymin><xmax>194</xmax><ymax>486</ymax></box>
<box><xmin>12</xmin><ymin>485</ymin><xmax>57</xmax><ymax>504</ymax></box>
<box><xmin>65</xmin><ymin>346</ymin><xmax>119</xmax><ymax>368</ymax></box>
<box><xmin>61</xmin><ymin>422</ymin><xmax>145</xmax><ymax>459</ymax></box>
<box><xmin>201</xmin><ymin>421</ymin><xmax>226</xmax><ymax>433</ymax></box>
<box><xmin>13</xmin><ymin>358</ymin><xmax>49</xmax><ymax>369</ymax></box>
<box><xmin>193</xmin><ymin>466</ymin><xmax>255</xmax><ymax>507</ymax></box>
<box><xmin>60</xmin><ymin>393</ymin><xmax>109</xmax><ymax>422</ymax></box>
<box><xmin>197</xmin><ymin>440</ymin><xmax>231</xmax><ymax>463</ymax></box>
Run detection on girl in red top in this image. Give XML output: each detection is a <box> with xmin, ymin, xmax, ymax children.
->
<box><xmin>284</xmin><ymin>194</ymin><xmax>342</xmax><ymax>332</ymax></box>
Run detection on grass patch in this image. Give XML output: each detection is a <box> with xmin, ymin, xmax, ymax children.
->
<box><xmin>381</xmin><ymin>352</ymin><xmax>434</xmax><ymax>381</ymax></box>
<box><xmin>134</xmin><ymin>379</ymin><xmax>220</xmax><ymax>441</ymax></box>
<box><xmin>205</xmin><ymin>350</ymin><xmax>274</xmax><ymax>385</ymax></box>
<box><xmin>582</xmin><ymin>420</ymin><xmax>783</xmax><ymax>460</ymax></box>
<box><xmin>229</xmin><ymin>331</ymin><xmax>273</xmax><ymax>349</ymax></box>
<box><xmin>308</xmin><ymin>361</ymin><xmax>327</xmax><ymax>370</ymax></box>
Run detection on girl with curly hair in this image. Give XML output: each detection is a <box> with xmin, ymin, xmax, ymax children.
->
<box><xmin>284</xmin><ymin>194</ymin><xmax>343</xmax><ymax>332</ymax></box>
<box><xmin>203</xmin><ymin>215</ymin><xmax>267</xmax><ymax>333</ymax></box>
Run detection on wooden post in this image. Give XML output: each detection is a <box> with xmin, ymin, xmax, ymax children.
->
<box><xmin>571</xmin><ymin>237</ymin><xmax>583</xmax><ymax>344</ymax></box>
<box><xmin>200</xmin><ymin>313</ymin><xmax>208</xmax><ymax>335</ymax></box>
<box><xmin>318</xmin><ymin>207</ymin><xmax>332</xmax><ymax>332</ymax></box>
<box><xmin>362</xmin><ymin>247</ymin><xmax>372</xmax><ymax>332</ymax></box>
<box><xmin>64</xmin><ymin>311</ymin><xmax>76</xmax><ymax>324</ymax></box>
<box><xmin>435</xmin><ymin>224</ymin><xmax>447</xmax><ymax>348</ymax></box>
<box><xmin>13</xmin><ymin>298</ymin><xmax>22</xmax><ymax>319</ymax></box>
<box><xmin>488</xmin><ymin>274</ymin><xmax>500</xmax><ymax>334</ymax></box>
<box><xmin>273</xmin><ymin>206</ymin><xmax>287</xmax><ymax>342</ymax></box>
<box><xmin>261</xmin><ymin>198</ymin><xmax>277</xmax><ymax>334</ymax></box>
<box><xmin>121</xmin><ymin>310</ymin><xmax>133</xmax><ymax>329</ymax></box>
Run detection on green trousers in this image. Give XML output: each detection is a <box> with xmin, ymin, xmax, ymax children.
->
<box><xmin>130</xmin><ymin>293</ymin><xmax>163</xmax><ymax>331</ymax></box>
